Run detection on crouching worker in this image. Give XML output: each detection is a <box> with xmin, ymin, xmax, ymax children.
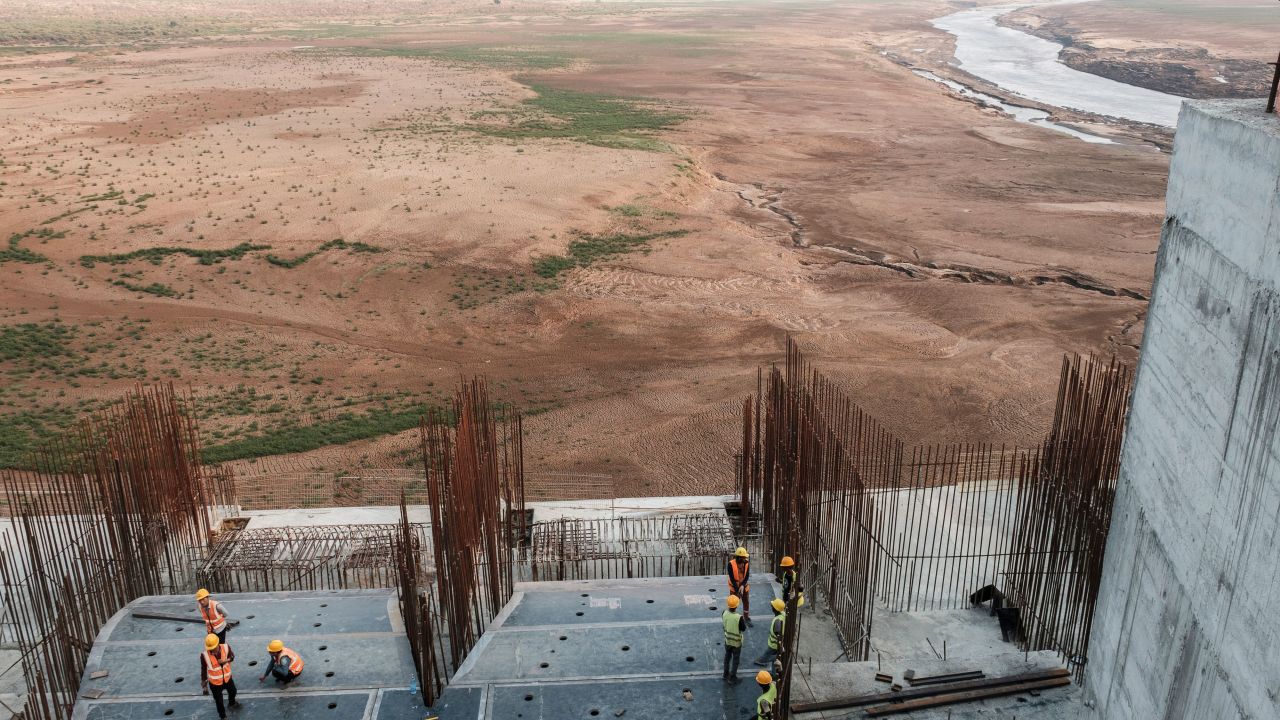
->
<box><xmin>259</xmin><ymin>639</ymin><xmax>304</xmax><ymax>685</ymax></box>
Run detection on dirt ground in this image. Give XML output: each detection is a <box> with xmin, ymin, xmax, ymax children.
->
<box><xmin>0</xmin><ymin>0</ymin><xmax>1183</xmax><ymax>497</ymax></box>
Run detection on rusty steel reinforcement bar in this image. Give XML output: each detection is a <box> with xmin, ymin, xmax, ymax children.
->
<box><xmin>741</xmin><ymin>340</ymin><xmax>1132</xmax><ymax>686</ymax></box>
<box><xmin>0</xmin><ymin>384</ymin><xmax>223</xmax><ymax>720</ymax></box>
<box><xmin>862</xmin><ymin>676</ymin><xmax>1073</xmax><ymax>716</ymax></box>
<box><xmin>790</xmin><ymin>667</ymin><xmax>1070</xmax><ymax>713</ymax></box>
<box><xmin>1268</xmin><ymin>50</ymin><xmax>1279</xmax><ymax>113</ymax></box>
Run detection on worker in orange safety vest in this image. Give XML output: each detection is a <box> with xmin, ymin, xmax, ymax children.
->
<box><xmin>201</xmin><ymin>633</ymin><xmax>239</xmax><ymax>719</ymax></box>
<box><xmin>260</xmin><ymin>639</ymin><xmax>305</xmax><ymax>685</ymax></box>
<box><xmin>196</xmin><ymin>588</ymin><xmax>229</xmax><ymax>645</ymax></box>
<box><xmin>728</xmin><ymin>547</ymin><xmax>753</xmax><ymax>626</ymax></box>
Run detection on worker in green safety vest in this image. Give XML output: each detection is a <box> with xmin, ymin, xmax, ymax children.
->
<box><xmin>753</xmin><ymin>598</ymin><xmax>786</xmax><ymax>667</ymax></box>
<box><xmin>722</xmin><ymin>594</ymin><xmax>746</xmax><ymax>682</ymax></box>
<box><xmin>755</xmin><ymin>670</ymin><xmax>777</xmax><ymax>719</ymax></box>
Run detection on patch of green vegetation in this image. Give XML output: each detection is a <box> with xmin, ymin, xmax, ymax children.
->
<box><xmin>1</xmin><ymin>231</ymin><xmax>53</xmax><ymax>264</ymax></box>
<box><xmin>310</xmin><ymin>45</ymin><xmax>572</xmax><ymax>69</ymax></box>
<box><xmin>111</xmin><ymin>279</ymin><xmax>180</xmax><ymax>298</ymax></box>
<box><xmin>41</xmin><ymin>205</ymin><xmax>95</xmax><ymax>225</ymax></box>
<box><xmin>448</xmin><ymin>269</ymin><xmax>555</xmax><ymax>310</ymax></box>
<box><xmin>201</xmin><ymin>402</ymin><xmax>440</xmax><ymax>464</ymax></box>
<box><xmin>265</xmin><ymin>238</ymin><xmax>388</xmax><ymax>269</ymax></box>
<box><xmin>80</xmin><ymin>242</ymin><xmax>269</xmax><ymax>268</ymax></box>
<box><xmin>532</xmin><ymin>229</ymin><xmax>688</xmax><ymax>280</ymax></box>
<box><xmin>0</xmin><ymin>18</ymin><xmax>236</xmax><ymax>46</ymax></box>
<box><xmin>0</xmin><ymin>406</ymin><xmax>78</xmax><ymax>469</ymax></box>
<box><xmin>470</xmin><ymin>82</ymin><xmax>687</xmax><ymax>151</ymax></box>
<box><xmin>0</xmin><ymin>323</ymin><xmax>77</xmax><ymax>366</ymax></box>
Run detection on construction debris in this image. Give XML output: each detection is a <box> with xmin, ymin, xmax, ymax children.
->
<box><xmin>790</xmin><ymin>668</ymin><xmax>1071</xmax><ymax>713</ymax></box>
<box><xmin>863</xmin><ymin>675</ymin><xmax>1072</xmax><ymax>716</ymax></box>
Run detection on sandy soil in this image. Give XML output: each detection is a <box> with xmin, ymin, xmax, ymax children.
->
<box><xmin>1002</xmin><ymin>0</ymin><xmax>1279</xmax><ymax>99</ymax></box>
<box><xmin>0</xmin><ymin>0</ymin><xmax>1172</xmax><ymax>497</ymax></box>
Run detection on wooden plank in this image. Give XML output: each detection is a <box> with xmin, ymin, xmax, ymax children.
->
<box><xmin>790</xmin><ymin>668</ymin><xmax>1069</xmax><ymax>713</ymax></box>
<box><xmin>907</xmin><ymin>670</ymin><xmax>985</xmax><ymax>686</ymax></box>
<box><xmin>863</xmin><ymin>677</ymin><xmax>1071</xmax><ymax>716</ymax></box>
<box><xmin>130</xmin><ymin>610</ymin><xmax>240</xmax><ymax>627</ymax></box>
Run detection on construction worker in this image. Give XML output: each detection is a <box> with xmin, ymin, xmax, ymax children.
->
<box><xmin>755</xmin><ymin>670</ymin><xmax>778</xmax><ymax>720</ymax></box>
<box><xmin>722</xmin><ymin>594</ymin><xmax>746</xmax><ymax>683</ymax></box>
<box><xmin>727</xmin><ymin>547</ymin><xmax>752</xmax><ymax>626</ymax></box>
<box><xmin>259</xmin><ymin>639</ymin><xmax>304</xmax><ymax>685</ymax></box>
<box><xmin>753</xmin><ymin>598</ymin><xmax>787</xmax><ymax>667</ymax></box>
<box><xmin>779</xmin><ymin>556</ymin><xmax>802</xmax><ymax>603</ymax></box>
<box><xmin>200</xmin><ymin>633</ymin><xmax>239</xmax><ymax>719</ymax></box>
<box><xmin>196</xmin><ymin>588</ymin><xmax>229</xmax><ymax>645</ymax></box>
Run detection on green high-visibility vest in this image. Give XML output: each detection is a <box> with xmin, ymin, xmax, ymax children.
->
<box><xmin>722</xmin><ymin>610</ymin><xmax>743</xmax><ymax>648</ymax></box>
<box><xmin>756</xmin><ymin>682</ymin><xmax>777</xmax><ymax>719</ymax></box>
<box><xmin>768</xmin><ymin>611</ymin><xmax>786</xmax><ymax>650</ymax></box>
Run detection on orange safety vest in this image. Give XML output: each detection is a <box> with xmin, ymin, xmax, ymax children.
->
<box><xmin>278</xmin><ymin>647</ymin><xmax>304</xmax><ymax>676</ymax></box>
<box><xmin>205</xmin><ymin>645</ymin><xmax>232</xmax><ymax>686</ymax></box>
<box><xmin>200</xmin><ymin>600</ymin><xmax>226</xmax><ymax>633</ymax></box>
<box><xmin>728</xmin><ymin>558</ymin><xmax>750</xmax><ymax>590</ymax></box>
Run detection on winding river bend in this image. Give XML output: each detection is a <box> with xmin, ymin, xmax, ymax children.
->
<box><xmin>933</xmin><ymin>4</ymin><xmax>1186</xmax><ymax>128</ymax></box>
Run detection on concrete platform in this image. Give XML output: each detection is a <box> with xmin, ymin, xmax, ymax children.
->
<box><xmin>72</xmin><ymin>589</ymin><xmax>431</xmax><ymax>720</ymax></box>
<box><xmin>434</xmin><ymin>574</ymin><xmax>785</xmax><ymax>719</ymax></box>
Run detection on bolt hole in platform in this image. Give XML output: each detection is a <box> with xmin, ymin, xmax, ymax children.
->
<box><xmin>590</xmin><ymin>711</ymin><xmax>600</xmax><ymax>717</ymax></box>
<box><xmin>325</xmin><ymin>671</ymin><xmax>334</xmax><ymax>677</ymax></box>
<box><xmin>708</xmin><ymin>588</ymin><xmax>717</xmax><ymax>593</ymax></box>
<box><xmin>147</xmin><ymin>651</ymin><xmax>156</xmax><ymax>657</ymax></box>
<box><xmin>319</xmin><ymin>645</ymin><xmax>328</xmax><ymax>651</ymax></box>
<box><xmin>558</xmin><ymin>636</ymin><xmax>567</xmax><ymax>641</ymax></box>
<box><xmin>685</xmin><ymin>656</ymin><xmax>695</xmax><ymax>662</ymax></box>
<box><xmin>248</xmin><ymin>661</ymin><xmax>258</xmax><ymax>667</ymax></box>
<box><xmin>709</xmin><ymin>607</ymin><xmax>717</xmax><ymax>612</ymax></box>
<box><xmin>320</xmin><ymin>603</ymin><xmax>328</xmax><ymax>608</ymax></box>
<box><xmin>174</xmin><ymin>627</ymin><xmax>184</xmax><ymax>632</ymax></box>
<box><xmin>524</xmin><ymin>694</ymin><xmax>534</xmax><ymax>702</ymax></box>
<box><xmin>328</xmin><ymin>703</ymin><xmax>337</xmax><ymax>710</ymax></box>
<box><xmin>164</xmin><ymin>710</ymin><xmax>174</xmax><ymax>716</ymax></box>
<box><xmin>575</xmin><ymin>612</ymin><xmax>584</xmax><ymax>617</ymax></box>
<box><xmin>646</xmin><ymin>599</ymin><xmax>654</xmax><ymax>604</ymax></box>
<box><xmin>539</xmin><ymin>662</ymin><xmax>550</xmax><ymax>669</ymax></box>
<box><xmin>314</xmin><ymin>622</ymin><xmax>322</xmax><ymax>627</ymax></box>
<box><xmin>246</xmin><ymin>615</ymin><xmax>255</xmax><ymax>619</ymax></box>
<box><xmin>621</xmin><ymin>646</ymin><xmax>630</xmax><ymax>652</ymax></box>
<box><xmin>581</xmin><ymin>593</ymin><xmax>589</xmax><ymax>598</ymax></box>
<box><xmin>174</xmin><ymin>677</ymin><xmax>184</xmax><ymax>683</ymax></box>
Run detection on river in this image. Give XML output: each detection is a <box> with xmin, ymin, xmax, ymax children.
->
<box><xmin>932</xmin><ymin>4</ymin><xmax>1186</xmax><ymax>128</ymax></box>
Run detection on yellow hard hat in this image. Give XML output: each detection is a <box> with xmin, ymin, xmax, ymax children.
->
<box><xmin>727</xmin><ymin>594</ymin><xmax>740</xmax><ymax>609</ymax></box>
<box><xmin>780</xmin><ymin>556</ymin><xmax>795</xmax><ymax>568</ymax></box>
<box><xmin>267</xmin><ymin>639</ymin><xmax>284</xmax><ymax>653</ymax></box>
<box><xmin>195</xmin><ymin>588</ymin><xmax>210</xmax><ymax>601</ymax></box>
<box><xmin>771</xmin><ymin>598</ymin><xmax>786</xmax><ymax>613</ymax></box>
<box><xmin>204</xmin><ymin>634</ymin><xmax>220</xmax><ymax>650</ymax></box>
<box><xmin>734</xmin><ymin>547</ymin><xmax>749</xmax><ymax>558</ymax></box>
<box><xmin>756</xmin><ymin>670</ymin><xmax>773</xmax><ymax>685</ymax></box>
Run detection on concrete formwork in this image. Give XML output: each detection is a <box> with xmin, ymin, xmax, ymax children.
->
<box><xmin>71</xmin><ymin>590</ymin><xmax>430</xmax><ymax>720</ymax></box>
<box><xmin>1085</xmin><ymin>100</ymin><xmax>1280</xmax><ymax>719</ymax></box>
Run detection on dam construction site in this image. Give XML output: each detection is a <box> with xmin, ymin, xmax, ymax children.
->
<box><xmin>3</xmin><ymin>96</ymin><xmax>1279</xmax><ymax>716</ymax></box>
<box><xmin>0</xmin><ymin>0</ymin><xmax>1277</xmax><ymax>718</ymax></box>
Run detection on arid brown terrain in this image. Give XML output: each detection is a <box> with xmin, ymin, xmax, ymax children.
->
<box><xmin>0</xmin><ymin>0</ymin><xmax>1263</xmax><ymax>497</ymax></box>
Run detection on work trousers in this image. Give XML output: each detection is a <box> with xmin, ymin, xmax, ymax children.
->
<box><xmin>723</xmin><ymin>645</ymin><xmax>741</xmax><ymax>678</ymax></box>
<box><xmin>270</xmin><ymin>666</ymin><xmax>299</xmax><ymax>684</ymax></box>
<box><xmin>210</xmin><ymin>678</ymin><xmax>237</xmax><ymax>718</ymax></box>
<box><xmin>754</xmin><ymin>646</ymin><xmax>778</xmax><ymax>668</ymax></box>
<box><xmin>731</xmin><ymin>586</ymin><xmax>750</xmax><ymax>617</ymax></box>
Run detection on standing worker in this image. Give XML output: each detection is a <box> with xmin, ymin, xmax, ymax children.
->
<box><xmin>753</xmin><ymin>598</ymin><xmax>787</xmax><ymax>667</ymax></box>
<box><xmin>721</xmin><ymin>594</ymin><xmax>746</xmax><ymax>683</ymax></box>
<box><xmin>201</xmin><ymin>633</ymin><xmax>239</xmax><ymax>719</ymax></box>
<box><xmin>779</xmin><ymin>556</ymin><xmax>803</xmax><ymax>603</ymax></box>
<box><xmin>755</xmin><ymin>670</ymin><xmax>778</xmax><ymax>719</ymax></box>
<box><xmin>196</xmin><ymin>588</ymin><xmax>229</xmax><ymax>645</ymax></box>
<box><xmin>260</xmin><ymin>639</ymin><xmax>304</xmax><ymax>685</ymax></box>
<box><xmin>728</xmin><ymin>547</ymin><xmax>753</xmax><ymax>626</ymax></box>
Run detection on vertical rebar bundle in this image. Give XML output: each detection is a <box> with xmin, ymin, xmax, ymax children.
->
<box><xmin>420</xmin><ymin>378</ymin><xmax>525</xmax><ymax>674</ymax></box>
<box><xmin>740</xmin><ymin>341</ymin><xmax>1133</xmax><ymax>683</ymax></box>
<box><xmin>0</xmin><ymin>384</ymin><xmax>218</xmax><ymax>720</ymax></box>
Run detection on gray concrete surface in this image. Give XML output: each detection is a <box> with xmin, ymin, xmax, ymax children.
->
<box><xmin>1086</xmin><ymin>99</ymin><xmax>1280</xmax><ymax>720</ymax></box>
<box><xmin>71</xmin><ymin>589</ymin><xmax>430</xmax><ymax>720</ymax></box>
<box><xmin>440</xmin><ymin>575</ymin><xmax>787</xmax><ymax>719</ymax></box>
